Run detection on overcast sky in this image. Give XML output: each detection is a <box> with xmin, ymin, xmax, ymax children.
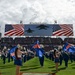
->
<box><xmin>0</xmin><ymin>0</ymin><xmax>75</xmax><ymax>37</ymax></box>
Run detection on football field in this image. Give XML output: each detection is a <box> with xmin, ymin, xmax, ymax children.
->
<box><xmin>0</xmin><ymin>57</ymin><xmax>75</xmax><ymax>75</ymax></box>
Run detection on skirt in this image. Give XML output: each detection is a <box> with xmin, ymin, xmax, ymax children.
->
<box><xmin>14</xmin><ymin>58</ymin><xmax>22</xmax><ymax>66</ymax></box>
<box><xmin>54</xmin><ymin>58</ymin><xmax>59</xmax><ymax>63</ymax></box>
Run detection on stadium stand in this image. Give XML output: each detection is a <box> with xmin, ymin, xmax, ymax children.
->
<box><xmin>64</xmin><ymin>38</ymin><xmax>74</xmax><ymax>44</ymax></box>
<box><xmin>0</xmin><ymin>37</ymin><xmax>64</xmax><ymax>51</ymax></box>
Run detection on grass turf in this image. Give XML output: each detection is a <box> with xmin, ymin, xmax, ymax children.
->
<box><xmin>0</xmin><ymin>57</ymin><xmax>75</xmax><ymax>75</ymax></box>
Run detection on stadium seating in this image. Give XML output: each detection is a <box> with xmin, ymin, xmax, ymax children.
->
<box><xmin>64</xmin><ymin>38</ymin><xmax>74</xmax><ymax>44</ymax></box>
<box><xmin>0</xmin><ymin>37</ymin><xmax>63</xmax><ymax>45</ymax></box>
<box><xmin>50</xmin><ymin>38</ymin><xmax>63</xmax><ymax>45</ymax></box>
<box><xmin>0</xmin><ymin>37</ymin><xmax>67</xmax><ymax>51</ymax></box>
<box><xmin>1</xmin><ymin>37</ymin><xmax>14</xmax><ymax>47</ymax></box>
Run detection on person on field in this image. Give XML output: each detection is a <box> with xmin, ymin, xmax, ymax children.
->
<box><xmin>14</xmin><ymin>46</ymin><xmax>27</xmax><ymax>75</ymax></box>
<box><xmin>63</xmin><ymin>51</ymin><xmax>69</xmax><ymax>68</ymax></box>
<box><xmin>53</xmin><ymin>49</ymin><xmax>60</xmax><ymax>72</ymax></box>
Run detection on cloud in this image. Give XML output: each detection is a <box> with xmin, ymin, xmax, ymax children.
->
<box><xmin>0</xmin><ymin>0</ymin><xmax>75</xmax><ymax>36</ymax></box>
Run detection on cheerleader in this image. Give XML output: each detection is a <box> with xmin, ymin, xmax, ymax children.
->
<box><xmin>14</xmin><ymin>47</ymin><xmax>27</xmax><ymax>75</ymax></box>
<box><xmin>53</xmin><ymin>49</ymin><xmax>60</xmax><ymax>72</ymax></box>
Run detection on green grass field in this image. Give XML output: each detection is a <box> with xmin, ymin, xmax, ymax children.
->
<box><xmin>0</xmin><ymin>57</ymin><xmax>75</xmax><ymax>75</ymax></box>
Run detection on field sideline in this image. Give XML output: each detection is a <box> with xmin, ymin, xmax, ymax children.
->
<box><xmin>0</xmin><ymin>57</ymin><xmax>75</xmax><ymax>75</ymax></box>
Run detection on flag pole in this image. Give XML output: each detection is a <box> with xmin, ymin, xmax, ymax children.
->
<box><xmin>54</xmin><ymin>20</ymin><xmax>57</xmax><ymax>24</ymax></box>
<box><xmin>20</xmin><ymin>20</ymin><xmax>23</xmax><ymax>24</ymax></box>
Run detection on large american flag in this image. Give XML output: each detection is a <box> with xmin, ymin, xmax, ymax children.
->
<box><xmin>4</xmin><ymin>24</ymin><xmax>24</xmax><ymax>36</ymax></box>
<box><xmin>52</xmin><ymin>24</ymin><xmax>73</xmax><ymax>36</ymax></box>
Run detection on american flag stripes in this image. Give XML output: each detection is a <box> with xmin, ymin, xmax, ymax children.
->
<box><xmin>4</xmin><ymin>24</ymin><xmax>24</xmax><ymax>36</ymax></box>
<box><xmin>52</xmin><ymin>24</ymin><xmax>73</xmax><ymax>36</ymax></box>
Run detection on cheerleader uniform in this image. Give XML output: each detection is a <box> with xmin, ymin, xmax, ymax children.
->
<box><xmin>54</xmin><ymin>52</ymin><xmax>60</xmax><ymax>63</ymax></box>
<box><xmin>14</xmin><ymin>52</ymin><xmax>22</xmax><ymax>66</ymax></box>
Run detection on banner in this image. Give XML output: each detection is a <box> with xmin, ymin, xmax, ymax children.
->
<box><xmin>4</xmin><ymin>24</ymin><xmax>73</xmax><ymax>36</ymax></box>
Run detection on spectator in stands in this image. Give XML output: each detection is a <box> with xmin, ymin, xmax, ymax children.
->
<box><xmin>14</xmin><ymin>46</ymin><xmax>27</xmax><ymax>75</ymax></box>
<box><xmin>53</xmin><ymin>49</ymin><xmax>60</xmax><ymax>72</ymax></box>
